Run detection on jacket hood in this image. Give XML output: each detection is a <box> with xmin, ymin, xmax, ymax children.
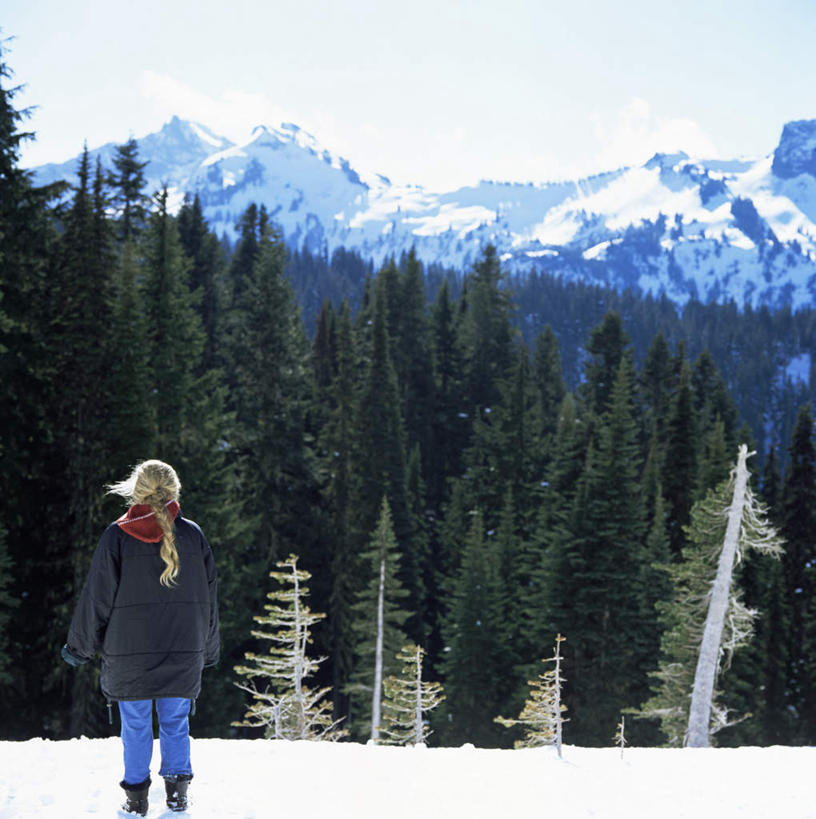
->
<box><xmin>116</xmin><ymin>501</ymin><xmax>180</xmax><ymax>542</ymax></box>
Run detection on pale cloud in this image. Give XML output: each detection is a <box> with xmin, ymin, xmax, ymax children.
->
<box><xmin>589</xmin><ymin>97</ymin><xmax>720</xmax><ymax>172</ymax></box>
<box><xmin>138</xmin><ymin>71</ymin><xmax>296</xmax><ymax>144</ymax></box>
<box><xmin>136</xmin><ymin>76</ymin><xmax>722</xmax><ymax>191</ymax></box>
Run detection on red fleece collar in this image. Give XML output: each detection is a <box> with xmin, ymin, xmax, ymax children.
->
<box><xmin>116</xmin><ymin>501</ymin><xmax>180</xmax><ymax>542</ymax></box>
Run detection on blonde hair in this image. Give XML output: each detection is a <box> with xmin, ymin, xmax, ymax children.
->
<box><xmin>109</xmin><ymin>460</ymin><xmax>182</xmax><ymax>586</ymax></box>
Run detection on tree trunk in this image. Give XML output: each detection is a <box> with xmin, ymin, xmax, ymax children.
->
<box><xmin>415</xmin><ymin>646</ymin><xmax>423</xmax><ymax>745</ymax></box>
<box><xmin>292</xmin><ymin>558</ymin><xmax>305</xmax><ymax>739</ymax></box>
<box><xmin>371</xmin><ymin>557</ymin><xmax>386</xmax><ymax>742</ymax></box>
<box><xmin>687</xmin><ymin>445</ymin><xmax>751</xmax><ymax>747</ymax></box>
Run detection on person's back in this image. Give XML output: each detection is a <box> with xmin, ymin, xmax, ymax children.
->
<box><xmin>62</xmin><ymin>460</ymin><xmax>219</xmax><ymax>815</ymax></box>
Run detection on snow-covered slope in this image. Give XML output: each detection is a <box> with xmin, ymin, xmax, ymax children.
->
<box><xmin>1</xmin><ymin>737</ymin><xmax>812</xmax><ymax>818</ymax></box>
<box><xmin>32</xmin><ymin>118</ymin><xmax>816</xmax><ymax>309</ymax></box>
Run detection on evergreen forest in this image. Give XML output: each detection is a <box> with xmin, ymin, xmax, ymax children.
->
<box><xmin>2</xmin><ymin>48</ymin><xmax>816</xmax><ymax>749</ymax></box>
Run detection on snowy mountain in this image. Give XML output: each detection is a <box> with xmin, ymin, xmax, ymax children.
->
<box><xmin>2</xmin><ymin>737</ymin><xmax>812</xmax><ymax>818</ymax></box>
<box><xmin>32</xmin><ymin>117</ymin><xmax>816</xmax><ymax>309</ymax></box>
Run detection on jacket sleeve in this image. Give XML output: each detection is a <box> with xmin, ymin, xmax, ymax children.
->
<box><xmin>66</xmin><ymin>527</ymin><xmax>121</xmax><ymax>660</ymax></box>
<box><xmin>202</xmin><ymin>532</ymin><xmax>220</xmax><ymax>667</ymax></box>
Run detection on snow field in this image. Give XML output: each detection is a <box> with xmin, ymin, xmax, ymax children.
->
<box><xmin>0</xmin><ymin>738</ymin><xmax>813</xmax><ymax>818</ymax></box>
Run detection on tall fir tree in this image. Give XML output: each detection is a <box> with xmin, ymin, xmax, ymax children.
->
<box><xmin>554</xmin><ymin>356</ymin><xmax>652</xmax><ymax>744</ymax></box>
<box><xmin>526</xmin><ymin>394</ymin><xmax>587</xmax><ymax>661</ymax></box>
<box><xmin>439</xmin><ymin>510</ymin><xmax>510</xmax><ymax>747</ymax></box>
<box><xmin>532</xmin><ymin>325</ymin><xmax>566</xmax><ymax>454</ymax></box>
<box><xmin>52</xmin><ymin>146</ymin><xmax>118</xmax><ymax>738</ymax></box>
<box><xmin>750</xmin><ymin>443</ymin><xmax>791</xmax><ymax>743</ymax></box>
<box><xmin>220</xmin><ymin>214</ymin><xmax>318</xmax><ymax>729</ymax></box>
<box><xmin>320</xmin><ymin>301</ymin><xmax>357</xmax><ymax>719</ymax></box>
<box><xmin>0</xmin><ymin>41</ymin><xmax>66</xmax><ymax>737</ymax></box>
<box><xmin>641</xmin><ymin>452</ymin><xmax>782</xmax><ymax>747</ymax></box>
<box><xmin>105</xmin><ymin>239</ymin><xmax>156</xmax><ymax>474</ymax></box>
<box><xmin>780</xmin><ymin>404</ymin><xmax>816</xmax><ymax>743</ymax></box>
<box><xmin>662</xmin><ymin>359</ymin><xmax>698</xmax><ymax>556</ymax></box>
<box><xmin>394</xmin><ymin>248</ymin><xmax>435</xmax><ymax>479</ymax></box>
<box><xmin>350</xmin><ymin>274</ymin><xmax>415</xmax><ymax>617</ymax></box>
<box><xmin>142</xmin><ymin>190</ymin><xmax>242</xmax><ymax>733</ymax></box>
<box><xmin>347</xmin><ymin>498</ymin><xmax>410</xmax><ymax>740</ymax></box>
<box><xmin>107</xmin><ymin>136</ymin><xmax>148</xmax><ymax>242</ymax></box>
<box><xmin>405</xmin><ymin>444</ymin><xmax>430</xmax><ymax>645</ymax></box>
<box><xmin>177</xmin><ymin>193</ymin><xmax>225</xmax><ymax>373</ymax></box>
<box><xmin>458</xmin><ymin>245</ymin><xmax>515</xmax><ymax>413</ymax></box>
<box><xmin>581</xmin><ymin>311</ymin><xmax>630</xmax><ymax>418</ymax></box>
<box><xmin>640</xmin><ymin>332</ymin><xmax>674</xmax><ymax>449</ymax></box>
<box><xmin>427</xmin><ymin>278</ymin><xmax>468</xmax><ymax>512</ymax></box>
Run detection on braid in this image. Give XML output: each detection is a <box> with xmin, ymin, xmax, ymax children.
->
<box><xmin>151</xmin><ymin>496</ymin><xmax>180</xmax><ymax>587</ymax></box>
<box><xmin>110</xmin><ymin>460</ymin><xmax>181</xmax><ymax>586</ymax></box>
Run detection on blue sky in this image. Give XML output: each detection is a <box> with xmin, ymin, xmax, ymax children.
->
<box><xmin>5</xmin><ymin>0</ymin><xmax>815</xmax><ymax>189</ymax></box>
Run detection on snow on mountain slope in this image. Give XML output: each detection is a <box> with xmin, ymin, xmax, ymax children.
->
<box><xmin>31</xmin><ymin>118</ymin><xmax>816</xmax><ymax>309</ymax></box>
<box><xmin>1</xmin><ymin>737</ymin><xmax>812</xmax><ymax>819</ymax></box>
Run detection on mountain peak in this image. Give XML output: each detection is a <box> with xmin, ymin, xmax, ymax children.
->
<box><xmin>644</xmin><ymin>151</ymin><xmax>690</xmax><ymax>171</ymax></box>
<box><xmin>771</xmin><ymin>119</ymin><xmax>816</xmax><ymax>179</ymax></box>
<box><xmin>152</xmin><ymin>117</ymin><xmax>232</xmax><ymax>152</ymax></box>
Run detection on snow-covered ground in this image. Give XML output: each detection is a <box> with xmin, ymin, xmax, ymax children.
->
<box><xmin>0</xmin><ymin>737</ymin><xmax>813</xmax><ymax>818</ymax></box>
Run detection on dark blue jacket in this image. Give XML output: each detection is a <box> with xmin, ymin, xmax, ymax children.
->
<box><xmin>66</xmin><ymin>515</ymin><xmax>219</xmax><ymax>701</ymax></box>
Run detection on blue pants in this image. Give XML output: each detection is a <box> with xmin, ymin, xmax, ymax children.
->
<box><xmin>119</xmin><ymin>698</ymin><xmax>193</xmax><ymax>785</ymax></box>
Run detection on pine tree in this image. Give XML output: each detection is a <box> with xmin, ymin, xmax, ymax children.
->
<box><xmin>0</xmin><ymin>42</ymin><xmax>67</xmax><ymax>737</ymax></box>
<box><xmin>693</xmin><ymin>350</ymin><xmax>738</xmax><ymax>447</ymax></box>
<box><xmin>532</xmin><ymin>325</ymin><xmax>566</xmax><ymax>451</ymax></box>
<box><xmin>394</xmin><ymin>248</ymin><xmax>435</xmax><ymax>476</ymax></box>
<box><xmin>780</xmin><ymin>405</ymin><xmax>816</xmax><ymax>742</ymax></box>
<box><xmin>350</xmin><ymin>275</ymin><xmax>414</xmax><ymax>607</ymax></box>
<box><xmin>142</xmin><ymin>188</ymin><xmax>203</xmax><ymax>450</ymax></box>
<box><xmin>640</xmin><ymin>332</ymin><xmax>673</xmax><ymax>449</ymax></box>
<box><xmin>220</xmin><ymin>214</ymin><xmax>317</xmax><ymax>676</ymax></box>
<box><xmin>495</xmin><ymin>634</ymin><xmax>567</xmax><ymax>756</ymax></box>
<box><xmin>526</xmin><ymin>394</ymin><xmax>586</xmax><ymax>660</ymax></box>
<box><xmin>321</xmin><ymin>301</ymin><xmax>357</xmax><ymax>719</ymax></box>
<box><xmin>698</xmin><ymin>415</ymin><xmax>731</xmax><ymax>494</ymax></box>
<box><xmin>107</xmin><ymin>136</ymin><xmax>148</xmax><ymax>241</ymax></box>
<box><xmin>142</xmin><ymin>190</ymin><xmax>243</xmax><ymax>733</ymax></box>
<box><xmin>741</xmin><ymin>443</ymin><xmax>791</xmax><ymax>744</ymax></box>
<box><xmin>427</xmin><ymin>278</ymin><xmax>468</xmax><ymax>512</ymax></box>
<box><xmin>494</xmin><ymin>344</ymin><xmax>540</xmax><ymax>510</ymax></box>
<box><xmin>380</xmin><ymin>644</ymin><xmax>444</xmax><ymax>745</ymax></box>
<box><xmin>233</xmin><ymin>554</ymin><xmax>344</xmax><ymax>740</ymax></box>
<box><xmin>226</xmin><ymin>202</ymin><xmax>261</xmax><ymax>310</ymax></box>
<box><xmin>686</xmin><ymin>447</ymin><xmax>783</xmax><ymax>746</ymax></box>
<box><xmin>105</xmin><ymin>240</ymin><xmax>156</xmax><ymax>473</ymax></box>
<box><xmin>405</xmin><ymin>444</ymin><xmax>430</xmax><ymax>644</ymax></box>
<box><xmin>439</xmin><ymin>510</ymin><xmax>509</xmax><ymax>747</ymax></box>
<box><xmin>53</xmin><ymin>146</ymin><xmax>117</xmax><ymax>738</ymax></box>
<box><xmin>581</xmin><ymin>311</ymin><xmax>629</xmax><ymax>417</ymax></box>
<box><xmin>459</xmin><ymin>245</ymin><xmax>515</xmax><ymax>412</ymax></box>
<box><xmin>348</xmin><ymin>498</ymin><xmax>410</xmax><ymax>741</ymax></box>
<box><xmin>639</xmin><ymin>449</ymin><xmax>783</xmax><ymax>746</ymax></box>
<box><xmin>555</xmin><ymin>356</ymin><xmax>651</xmax><ymax>744</ymax></box>
<box><xmin>312</xmin><ymin>301</ymin><xmax>337</xmax><ymax>408</ymax></box>
<box><xmin>177</xmin><ymin>193</ymin><xmax>224</xmax><ymax>372</ymax></box>
<box><xmin>426</xmin><ymin>479</ymin><xmax>469</xmax><ymax>676</ymax></box>
<box><xmin>662</xmin><ymin>359</ymin><xmax>697</xmax><ymax>556</ymax></box>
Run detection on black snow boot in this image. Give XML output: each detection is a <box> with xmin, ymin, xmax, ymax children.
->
<box><xmin>164</xmin><ymin>773</ymin><xmax>193</xmax><ymax>812</ymax></box>
<box><xmin>120</xmin><ymin>777</ymin><xmax>151</xmax><ymax>816</ymax></box>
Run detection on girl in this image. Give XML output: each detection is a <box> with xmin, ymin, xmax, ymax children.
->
<box><xmin>62</xmin><ymin>460</ymin><xmax>220</xmax><ymax>815</ymax></box>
